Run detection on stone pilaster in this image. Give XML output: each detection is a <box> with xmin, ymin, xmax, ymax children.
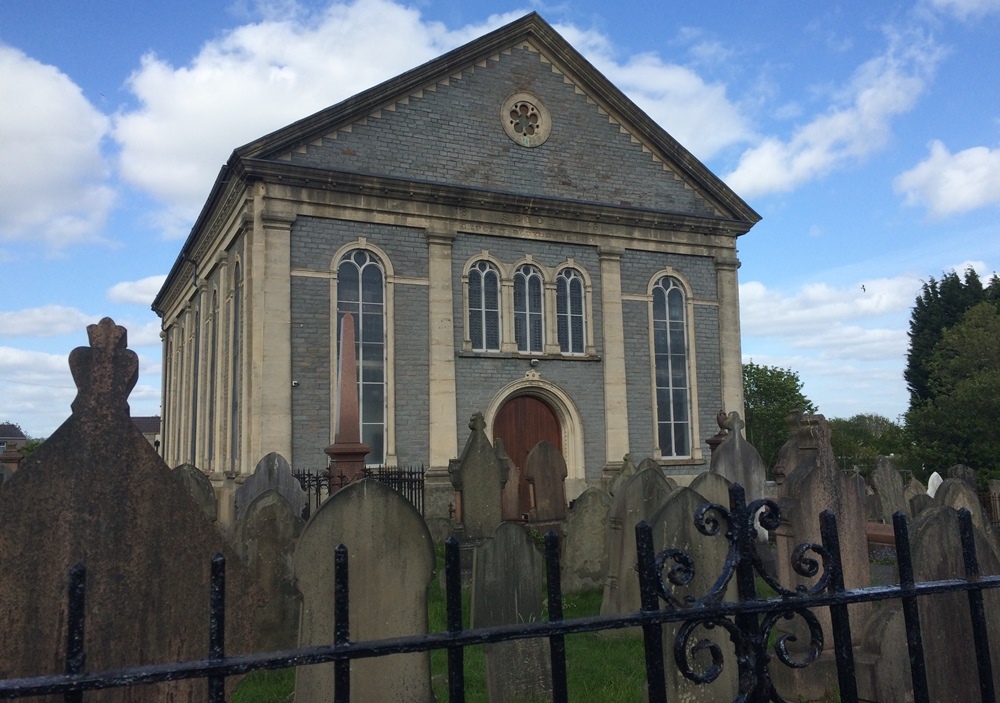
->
<box><xmin>599</xmin><ymin>247</ymin><xmax>629</xmax><ymax>480</ymax></box>
<box><xmin>715</xmin><ymin>257</ymin><xmax>744</xmax><ymax>419</ymax></box>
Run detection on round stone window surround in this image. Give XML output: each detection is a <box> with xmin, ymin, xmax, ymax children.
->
<box><xmin>501</xmin><ymin>92</ymin><xmax>551</xmax><ymax>148</ymax></box>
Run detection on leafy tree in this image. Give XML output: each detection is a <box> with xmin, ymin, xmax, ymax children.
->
<box><xmin>18</xmin><ymin>438</ymin><xmax>43</xmax><ymax>458</ymax></box>
<box><xmin>907</xmin><ymin>302</ymin><xmax>1000</xmax><ymax>483</ymax></box>
<box><xmin>743</xmin><ymin>361</ymin><xmax>817</xmax><ymax>470</ymax></box>
<box><xmin>829</xmin><ymin>414</ymin><xmax>908</xmax><ymax>477</ymax></box>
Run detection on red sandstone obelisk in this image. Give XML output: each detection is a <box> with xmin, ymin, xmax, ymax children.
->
<box><xmin>325</xmin><ymin>312</ymin><xmax>371</xmax><ymax>484</ymax></box>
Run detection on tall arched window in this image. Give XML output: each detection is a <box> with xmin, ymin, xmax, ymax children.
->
<box><xmin>468</xmin><ymin>261</ymin><xmax>501</xmax><ymax>352</ymax></box>
<box><xmin>337</xmin><ymin>249</ymin><xmax>386</xmax><ymax>463</ymax></box>
<box><xmin>230</xmin><ymin>263</ymin><xmax>242</xmax><ymax>473</ymax></box>
<box><xmin>557</xmin><ymin>268</ymin><xmax>586</xmax><ymax>354</ymax></box>
<box><xmin>652</xmin><ymin>276</ymin><xmax>690</xmax><ymax>457</ymax></box>
<box><xmin>514</xmin><ymin>264</ymin><xmax>544</xmax><ymax>353</ymax></box>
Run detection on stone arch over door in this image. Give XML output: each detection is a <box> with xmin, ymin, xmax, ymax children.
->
<box><xmin>485</xmin><ymin>374</ymin><xmax>586</xmax><ymax>502</ymax></box>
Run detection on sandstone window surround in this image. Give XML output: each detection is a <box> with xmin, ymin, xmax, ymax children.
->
<box><xmin>648</xmin><ymin>273</ymin><xmax>696</xmax><ymax>460</ymax></box>
<box><xmin>462</xmin><ymin>254</ymin><xmax>596</xmax><ymax>359</ymax></box>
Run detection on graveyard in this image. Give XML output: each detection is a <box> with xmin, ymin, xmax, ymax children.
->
<box><xmin>1</xmin><ymin>317</ymin><xmax>999</xmax><ymax>703</ymax></box>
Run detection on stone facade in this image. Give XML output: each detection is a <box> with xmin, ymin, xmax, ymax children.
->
<box><xmin>152</xmin><ymin>14</ymin><xmax>759</xmax><ymax>523</ymax></box>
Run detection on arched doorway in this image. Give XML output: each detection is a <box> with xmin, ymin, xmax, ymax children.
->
<box><xmin>492</xmin><ymin>395</ymin><xmax>562</xmax><ymax>518</ymax></box>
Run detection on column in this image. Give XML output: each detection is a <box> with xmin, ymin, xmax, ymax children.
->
<box><xmin>599</xmin><ymin>247</ymin><xmax>630</xmax><ymax>479</ymax></box>
<box><xmin>715</xmin><ymin>257</ymin><xmax>745</xmax><ymax>419</ymax></box>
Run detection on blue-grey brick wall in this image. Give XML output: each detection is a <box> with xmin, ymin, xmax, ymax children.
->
<box><xmin>451</xmin><ymin>232</ymin><xmax>607</xmax><ymax>481</ymax></box>
<box><xmin>621</xmin><ymin>249</ymin><xmax>720</xmax><ymax>467</ymax></box>
<box><xmin>291</xmin><ymin>275</ymin><xmax>331</xmax><ymax>469</ymax></box>
<box><xmin>287</xmin><ymin>47</ymin><xmax>716</xmax><ymax>217</ymax></box>
<box><xmin>394</xmin><ymin>284</ymin><xmax>429</xmax><ymax>466</ymax></box>
<box><xmin>292</xmin><ymin>217</ymin><xmax>429</xmax><ymax>278</ymax></box>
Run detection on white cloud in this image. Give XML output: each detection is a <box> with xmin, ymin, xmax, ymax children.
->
<box><xmin>0</xmin><ymin>347</ymin><xmax>76</xmax><ymax>436</ymax></box>
<box><xmin>927</xmin><ymin>0</ymin><xmax>1000</xmax><ymax>18</ymax></box>
<box><xmin>107</xmin><ymin>275</ymin><xmax>168</xmax><ymax>305</ymax></box>
<box><xmin>894</xmin><ymin>140</ymin><xmax>1000</xmax><ymax>217</ymax></box>
<box><xmin>725</xmin><ymin>29</ymin><xmax>942</xmax><ymax>198</ymax></box>
<box><xmin>0</xmin><ymin>306</ymin><xmax>97</xmax><ymax>338</ymax></box>
<box><xmin>0</xmin><ymin>46</ymin><xmax>115</xmax><ymax>249</ymax></box>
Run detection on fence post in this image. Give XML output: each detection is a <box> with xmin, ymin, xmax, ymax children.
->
<box><xmin>544</xmin><ymin>531</ymin><xmax>568</xmax><ymax>703</ymax></box>
<box><xmin>958</xmin><ymin>508</ymin><xmax>996</xmax><ymax>703</ymax></box>
<box><xmin>64</xmin><ymin>563</ymin><xmax>86</xmax><ymax>703</ymax></box>
<box><xmin>445</xmin><ymin>537</ymin><xmax>465</xmax><ymax>703</ymax></box>
<box><xmin>334</xmin><ymin>544</ymin><xmax>350</xmax><ymax>702</ymax></box>
<box><xmin>208</xmin><ymin>553</ymin><xmax>226</xmax><ymax>703</ymax></box>
<box><xmin>893</xmin><ymin>511</ymin><xmax>930</xmax><ymax>703</ymax></box>
<box><xmin>820</xmin><ymin>510</ymin><xmax>858</xmax><ymax>703</ymax></box>
<box><xmin>729</xmin><ymin>483</ymin><xmax>767</xmax><ymax>703</ymax></box>
<box><xmin>636</xmin><ymin>520</ymin><xmax>666</xmax><ymax>703</ymax></box>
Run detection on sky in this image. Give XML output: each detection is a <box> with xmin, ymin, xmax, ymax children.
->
<box><xmin>1</xmin><ymin>0</ymin><xmax>999</xmax><ymax>438</ymax></box>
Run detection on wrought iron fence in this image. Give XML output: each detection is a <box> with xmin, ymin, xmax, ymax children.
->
<box><xmin>980</xmin><ymin>491</ymin><xmax>1000</xmax><ymax>526</ymax></box>
<box><xmin>292</xmin><ymin>465</ymin><xmax>425</xmax><ymax>519</ymax></box>
<box><xmin>2</xmin><ymin>483</ymin><xmax>998</xmax><ymax>702</ymax></box>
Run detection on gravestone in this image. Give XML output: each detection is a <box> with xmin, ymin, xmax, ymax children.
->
<box><xmin>935</xmin><ymin>477</ymin><xmax>989</xmax><ymax>532</ymax></box>
<box><xmin>872</xmin><ymin>461</ymin><xmax>908</xmax><ymax>522</ymax></box>
<box><xmin>903</xmin><ymin>476</ymin><xmax>926</xmax><ymax>508</ymax></box>
<box><xmin>947</xmin><ymin>463</ymin><xmax>977</xmax><ymax>491</ymax></box>
<box><xmin>234</xmin><ymin>489</ymin><xmax>304</xmax><ymax>652</ymax></box>
<box><xmin>637</xmin><ymin>456</ymin><xmax>661</xmax><ymax>473</ymax></box>
<box><xmin>773</xmin><ymin>413</ymin><xmax>870</xmax><ymax>701</ymax></box>
<box><xmin>601</xmin><ymin>467</ymin><xmax>674</xmax><ymax>621</ymax></box>
<box><xmin>524</xmin><ymin>440</ymin><xmax>568</xmax><ymax>523</ymax></box>
<box><xmin>708</xmin><ymin>410</ymin><xmax>766</xmax><ymax>501</ymax></box>
<box><xmin>235</xmin><ymin>451</ymin><xmax>307</xmax><ymax>521</ymax></box>
<box><xmin>927</xmin><ymin>471</ymin><xmax>943</xmax><ymax>497</ymax></box>
<box><xmin>449</xmin><ymin>413</ymin><xmax>504</xmax><ymax>541</ymax></box>
<box><xmin>650</xmin><ymin>486</ymin><xmax>738</xmax><ymax>701</ymax></box>
<box><xmin>496</xmin><ymin>439</ymin><xmax>520</xmax><ymax>521</ymax></box>
<box><xmin>910</xmin><ymin>492</ymin><xmax>937</xmax><ymax>517</ymax></box>
<box><xmin>856</xmin><ymin>604</ymin><xmax>911</xmax><ymax>703</ymax></box>
<box><xmin>172</xmin><ymin>462</ymin><xmax>218</xmax><ymax>522</ymax></box>
<box><xmin>609</xmin><ymin>453</ymin><xmax>637</xmax><ymax>496</ymax></box>
<box><xmin>294</xmin><ymin>478</ymin><xmax>435</xmax><ymax>703</ymax></box>
<box><xmin>0</xmin><ymin>318</ymin><xmax>259</xmax><ymax>702</ymax></box>
<box><xmin>471</xmin><ymin>522</ymin><xmax>552</xmax><ymax>703</ymax></box>
<box><xmin>560</xmin><ymin>487</ymin><xmax>611</xmax><ymax>593</ymax></box>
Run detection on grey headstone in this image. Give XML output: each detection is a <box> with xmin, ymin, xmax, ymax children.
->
<box><xmin>172</xmin><ymin>462</ymin><xmax>218</xmax><ymax>522</ymax></box>
<box><xmin>708</xmin><ymin>411</ymin><xmax>766</xmax><ymax>501</ymax></box>
<box><xmin>936</xmin><ymin>477</ymin><xmax>989</xmax><ymax>532</ymax></box>
<box><xmin>609</xmin><ymin>453</ymin><xmax>637</xmax><ymax>496</ymax></box>
<box><xmin>561</xmin><ymin>487</ymin><xmax>611</xmax><ymax>593</ymax></box>
<box><xmin>233</xmin><ymin>490</ymin><xmax>304</xmax><ymax>652</ymax></box>
<box><xmin>903</xmin><ymin>476</ymin><xmax>926</xmax><ymax>507</ymax></box>
<box><xmin>235</xmin><ymin>451</ymin><xmax>307</xmax><ymax>521</ymax></box>
<box><xmin>524</xmin><ymin>440</ymin><xmax>568</xmax><ymax>523</ymax></box>
<box><xmin>600</xmin><ymin>467</ymin><xmax>673</xmax><ymax>621</ymax></box>
<box><xmin>908</xmin><ymin>506</ymin><xmax>1000</xmax><ymax>701</ymax></box>
<box><xmin>910</xmin><ymin>492</ymin><xmax>938</xmax><ymax>517</ymax></box>
<box><xmin>772</xmin><ymin>414</ymin><xmax>870</xmax><ymax>701</ymax></box>
<box><xmin>856</xmin><ymin>605</ymin><xmax>911</xmax><ymax>703</ymax></box>
<box><xmin>294</xmin><ymin>478</ymin><xmax>435</xmax><ymax>703</ymax></box>
<box><xmin>471</xmin><ymin>522</ymin><xmax>552</xmax><ymax>703</ymax></box>
<box><xmin>450</xmin><ymin>413</ymin><xmax>504</xmax><ymax>540</ymax></box>
<box><xmin>927</xmin><ymin>471</ymin><xmax>943</xmax><ymax>498</ymax></box>
<box><xmin>650</xmin><ymin>487</ymin><xmax>738</xmax><ymax>701</ymax></box>
<box><xmin>872</xmin><ymin>462</ymin><xmax>908</xmax><ymax>522</ymax></box>
<box><xmin>496</xmin><ymin>439</ymin><xmax>520</xmax><ymax>521</ymax></box>
<box><xmin>947</xmin><ymin>463</ymin><xmax>977</xmax><ymax>491</ymax></box>
<box><xmin>637</xmin><ymin>457</ymin><xmax>661</xmax><ymax>473</ymax></box>
<box><xmin>0</xmin><ymin>319</ymin><xmax>259</xmax><ymax>701</ymax></box>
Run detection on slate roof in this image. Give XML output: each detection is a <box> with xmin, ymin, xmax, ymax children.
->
<box><xmin>0</xmin><ymin>424</ymin><xmax>26</xmax><ymax>441</ymax></box>
<box><xmin>131</xmin><ymin>416</ymin><xmax>161</xmax><ymax>435</ymax></box>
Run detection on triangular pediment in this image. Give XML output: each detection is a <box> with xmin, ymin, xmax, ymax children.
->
<box><xmin>235</xmin><ymin>13</ymin><xmax>758</xmax><ymax>225</ymax></box>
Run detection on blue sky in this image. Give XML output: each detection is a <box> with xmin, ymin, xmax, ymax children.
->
<box><xmin>2</xmin><ymin>0</ymin><xmax>999</xmax><ymax>438</ymax></box>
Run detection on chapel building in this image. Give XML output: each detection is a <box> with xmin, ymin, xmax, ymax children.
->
<box><xmin>152</xmin><ymin>13</ymin><xmax>759</xmax><ymax>522</ymax></box>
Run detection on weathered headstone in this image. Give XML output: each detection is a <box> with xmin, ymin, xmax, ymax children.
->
<box><xmin>172</xmin><ymin>462</ymin><xmax>218</xmax><ymax>522</ymax></box>
<box><xmin>947</xmin><ymin>463</ymin><xmax>977</xmax><ymax>491</ymax></box>
<box><xmin>294</xmin><ymin>478</ymin><xmax>435</xmax><ymax>703</ymax></box>
<box><xmin>471</xmin><ymin>522</ymin><xmax>552</xmax><ymax>703</ymax></box>
<box><xmin>609</xmin><ymin>453</ymin><xmax>637</xmax><ymax>496</ymax></box>
<box><xmin>524</xmin><ymin>440</ymin><xmax>568</xmax><ymax>523</ymax></box>
<box><xmin>234</xmin><ymin>489</ymin><xmax>304</xmax><ymax>652</ymax></box>
<box><xmin>856</xmin><ymin>605</ymin><xmax>911</xmax><ymax>703</ymax></box>
<box><xmin>0</xmin><ymin>318</ymin><xmax>259</xmax><ymax>702</ymax></box>
<box><xmin>910</xmin><ymin>492</ymin><xmax>938</xmax><ymax>517</ymax></box>
<box><xmin>637</xmin><ymin>456</ymin><xmax>661</xmax><ymax>473</ymax></box>
<box><xmin>650</xmin><ymin>486</ymin><xmax>738</xmax><ymax>701</ymax></box>
<box><xmin>903</xmin><ymin>476</ymin><xmax>926</xmax><ymax>508</ymax></box>
<box><xmin>872</xmin><ymin>461</ymin><xmax>908</xmax><ymax>521</ymax></box>
<box><xmin>708</xmin><ymin>410</ymin><xmax>766</xmax><ymax>501</ymax></box>
<box><xmin>496</xmin><ymin>439</ymin><xmax>520</xmax><ymax>521</ymax></box>
<box><xmin>235</xmin><ymin>451</ymin><xmax>307</xmax><ymax>521</ymax></box>
<box><xmin>560</xmin><ymin>487</ymin><xmax>611</xmax><ymax>593</ymax></box>
<box><xmin>449</xmin><ymin>413</ymin><xmax>504</xmax><ymax>541</ymax></box>
<box><xmin>927</xmin><ymin>471</ymin><xmax>943</xmax><ymax>498</ymax></box>
<box><xmin>773</xmin><ymin>413</ymin><xmax>870</xmax><ymax>701</ymax></box>
<box><xmin>601</xmin><ymin>467</ymin><xmax>673</xmax><ymax>621</ymax></box>
<box><xmin>935</xmin><ymin>477</ymin><xmax>989</xmax><ymax>532</ymax></box>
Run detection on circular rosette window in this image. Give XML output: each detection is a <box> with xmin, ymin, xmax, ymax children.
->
<box><xmin>501</xmin><ymin>93</ymin><xmax>551</xmax><ymax>147</ymax></box>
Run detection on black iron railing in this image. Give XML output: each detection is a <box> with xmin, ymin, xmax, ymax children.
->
<box><xmin>2</xmin><ymin>484</ymin><xmax>998</xmax><ymax>702</ymax></box>
<box><xmin>293</xmin><ymin>465</ymin><xmax>425</xmax><ymax>519</ymax></box>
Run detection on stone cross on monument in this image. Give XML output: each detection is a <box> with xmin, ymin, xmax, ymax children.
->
<box><xmin>325</xmin><ymin>312</ymin><xmax>371</xmax><ymax>483</ymax></box>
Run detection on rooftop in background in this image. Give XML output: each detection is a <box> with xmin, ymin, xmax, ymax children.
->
<box><xmin>131</xmin><ymin>416</ymin><xmax>161</xmax><ymax>435</ymax></box>
<box><xmin>0</xmin><ymin>424</ymin><xmax>26</xmax><ymax>441</ymax></box>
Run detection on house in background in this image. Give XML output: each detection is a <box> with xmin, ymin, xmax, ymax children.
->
<box><xmin>0</xmin><ymin>423</ymin><xmax>28</xmax><ymax>478</ymax></box>
<box><xmin>131</xmin><ymin>416</ymin><xmax>162</xmax><ymax>453</ymax></box>
<box><xmin>152</xmin><ymin>13</ymin><xmax>759</xmax><ymax>525</ymax></box>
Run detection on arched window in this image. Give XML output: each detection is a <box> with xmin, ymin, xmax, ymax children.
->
<box><xmin>514</xmin><ymin>264</ymin><xmax>544</xmax><ymax>353</ymax></box>
<box><xmin>337</xmin><ymin>249</ymin><xmax>386</xmax><ymax>463</ymax></box>
<box><xmin>468</xmin><ymin>261</ymin><xmax>501</xmax><ymax>352</ymax></box>
<box><xmin>652</xmin><ymin>276</ymin><xmax>690</xmax><ymax>457</ymax></box>
<box><xmin>557</xmin><ymin>268</ymin><xmax>586</xmax><ymax>354</ymax></box>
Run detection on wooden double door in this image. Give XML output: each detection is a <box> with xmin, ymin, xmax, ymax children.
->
<box><xmin>492</xmin><ymin>395</ymin><xmax>562</xmax><ymax>519</ymax></box>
